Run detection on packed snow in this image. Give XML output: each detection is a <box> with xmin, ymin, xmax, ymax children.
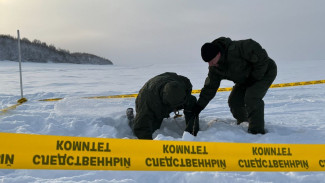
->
<box><xmin>1</xmin><ymin>59</ymin><xmax>325</xmax><ymax>182</ymax></box>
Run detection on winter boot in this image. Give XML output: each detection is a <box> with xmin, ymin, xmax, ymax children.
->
<box><xmin>248</xmin><ymin>128</ymin><xmax>266</xmax><ymax>135</ymax></box>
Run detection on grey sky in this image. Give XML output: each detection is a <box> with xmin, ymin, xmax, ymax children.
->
<box><xmin>1</xmin><ymin>0</ymin><xmax>325</xmax><ymax>65</ymax></box>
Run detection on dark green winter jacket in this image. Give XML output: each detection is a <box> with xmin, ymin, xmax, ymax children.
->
<box><xmin>197</xmin><ymin>37</ymin><xmax>270</xmax><ymax>108</ymax></box>
<box><xmin>133</xmin><ymin>72</ymin><xmax>193</xmax><ymax>139</ymax></box>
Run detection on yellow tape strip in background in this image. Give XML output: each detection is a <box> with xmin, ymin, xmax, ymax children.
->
<box><xmin>1</xmin><ymin>132</ymin><xmax>325</xmax><ymax>171</ymax></box>
<box><xmin>38</xmin><ymin>79</ymin><xmax>325</xmax><ymax>101</ymax></box>
<box><xmin>1</xmin><ymin>80</ymin><xmax>325</xmax><ymax>112</ymax></box>
<box><xmin>0</xmin><ymin>98</ymin><xmax>27</xmax><ymax>115</ymax></box>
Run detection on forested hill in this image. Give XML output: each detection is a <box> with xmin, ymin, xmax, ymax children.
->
<box><xmin>0</xmin><ymin>35</ymin><xmax>113</xmax><ymax>65</ymax></box>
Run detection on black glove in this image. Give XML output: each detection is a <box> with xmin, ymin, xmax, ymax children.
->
<box><xmin>183</xmin><ymin>104</ymin><xmax>202</xmax><ymax>136</ymax></box>
<box><xmin>185</xmin><ymin>115</ymin><xmax>199</xmax><ymax>136</ymax></box>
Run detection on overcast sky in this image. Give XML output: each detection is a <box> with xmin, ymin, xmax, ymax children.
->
<box><xmin>1</xmin><ymin>0</ymin><xmax>325</xmax><ymax>65</ymax></box>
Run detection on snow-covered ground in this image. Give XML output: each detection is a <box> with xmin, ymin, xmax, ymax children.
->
<box><xmin>1</xmin><ymin>60</ymin><xmax>325</xmax><ymax>182</ymax></box>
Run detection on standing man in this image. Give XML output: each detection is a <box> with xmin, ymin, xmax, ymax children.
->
<box><xmin>192</xmin><ymin>37</ymin><xmax>277</xmax><ymax>134</ymax></box>
<box><xmin>127</xmin><ymin>72</ymin><xmax>199</xmax><ymax>139</ymax></box>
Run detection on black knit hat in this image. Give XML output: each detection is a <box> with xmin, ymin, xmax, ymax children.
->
<box><xmin>201</xmin><ymin>43</ymin><xmax>221</xmax><ymax>62</ymax></box>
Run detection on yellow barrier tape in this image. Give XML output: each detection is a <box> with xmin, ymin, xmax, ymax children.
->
<box><xmin>38</xmin><ymin>79</ymin><xmax>325</xmax><ymax>101</ymax></box>
<box><xmin>38</xmin><ymin>98</ymin><xmax>64</xmax><ymax>102</ymax></box>
<box><xmin>270</xmin><ymin>80</ymin><xmax>325</xmax><ymax>88</ymax></box>
<box><xmin>1</xmin><ymin>132</ymin><xmax>325</xmax><ymax>171</ymax></box>
<box><xmin>193</xmin><ymin>80</ymin><xmax>325</xmax><ymax>94</ymax></box>
<box><xmin>85</xmin><ymin>94</ymin><xmax>139</xmax><ymax>100</ymax></box>
<box><xmin>0</xmin><ymin>103</ymin><xmax>22</xmax><ymax>114</ymax></box>
<box><xmin>2</xmin><ymin>80</ymin><xmax>325</xmax><ymax>113</ymax></box>
<box><xmin>0</xmin><ymin>98</ymin><xmax>27</xmax><ymax>115</ymax></box>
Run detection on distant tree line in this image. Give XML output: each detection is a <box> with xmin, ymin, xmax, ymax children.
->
<box><xmin>0</xmin><ymin>34</ymin><xmax>113</xmax><ymax>65</ymax></box>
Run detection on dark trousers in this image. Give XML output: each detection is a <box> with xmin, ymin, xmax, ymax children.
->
<box><xmin>228</xmin><ymin>59</ymin><xmax>277</xmax><ymax>132</ymax></box>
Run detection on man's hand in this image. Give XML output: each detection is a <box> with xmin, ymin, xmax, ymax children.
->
<box><xmin>185</xmin><ymin>115</ymin><xmax>199</xmax><ymax>136</ymax></box>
